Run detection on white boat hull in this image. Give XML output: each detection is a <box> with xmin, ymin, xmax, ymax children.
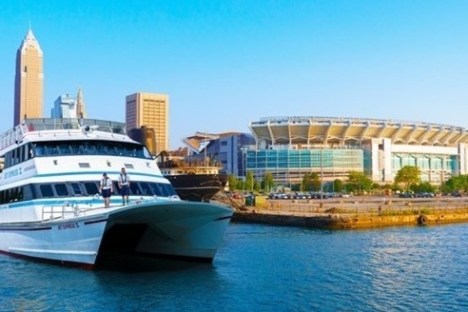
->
<box><xmin>0</xmin><ymin>200</ymin><xmax>233</xmax><ymax>268</ymax></box>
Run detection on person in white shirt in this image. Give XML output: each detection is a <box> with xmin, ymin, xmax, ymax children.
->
<box><xmin>118</xmin><ymin>167</ymin><xmax>130</xmax><ymax>205</ymax></box>
<box><xmin>100</xmin><ymin>173</ymin><xmax>113</xmax><ymax>208</ymax></box>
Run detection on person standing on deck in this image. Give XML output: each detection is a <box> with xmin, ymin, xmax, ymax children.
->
<box><xmin>118</xmin><ymin>167</ymin><xmax>130</xmax><ymax>205</ymax></box>
<box><xmin>100</xmin><ymin>173</ymin><xmax>113</xmax><ymax>208</ymax></box>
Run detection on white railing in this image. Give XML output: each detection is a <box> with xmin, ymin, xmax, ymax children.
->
<box><xmin>41</xmin><ymin>203</ymin><xmax>81</xmax><ymax>221</ymax></box>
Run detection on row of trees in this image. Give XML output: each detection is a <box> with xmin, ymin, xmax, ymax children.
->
<box><xmin>227</xmin><ymin>166</ymin><xmax>468</xmax><ymax>195</ymax></box>
<box><xmin>395</xmin><ymin>166</ymin><xmax>468</xmax><ymax>194</ymax></box>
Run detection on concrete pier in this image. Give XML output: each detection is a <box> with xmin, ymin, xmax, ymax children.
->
<box><xmin>227</xmin><ymin>197</ymin><xmax>468</xmax><ymax>230</ymax></box>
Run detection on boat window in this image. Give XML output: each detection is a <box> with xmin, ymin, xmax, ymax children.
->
<box><xmin>40</xmin><ymin>184</ymin><xmax>54</xmax><ymax>197</ymax></box>
<box><xmin>12</xmin><ymin>149</ymin><xmax>18</xmax><ymax>165</ymax></box>
<box><xmin>18</xmin><ymin>146</ymin><xmax>24</xmax><ymax>163</ymax></box>
<box><xmin>70</xmin><ymin>143</ymin><xmax>79</xmax><ymax>154</ymax></box>
<box><xmin>162</xmin><ymin>183</ymin><xmax>177</xmax><ymax>197</ymax></box>
<box><xmin>55</xmin><ymin>184</ymin><xmax>69</xmax><ymax>196</ymax></box>
<box><xmin>150</xmin><ymin>182</ymin><xmax>176</xmax><ymax>197</ymax></box>
<box><xmin>123</xmin><ymin>146</ymin><xmax>135</xmax><ymax>157</ymax></box>
<box><xmin>34</xmin><ymin>144</ymin><xmax>44</xmax><ymax>157</ymax></box>
<box><xmin>84</xmin><ymin>182</ymin><xmax>99</xmax><ymax>195</ymax></box>
<box><xmin>106</xmin><ymin>146</ymin><xmax>118</xmax><ymax>156</ymax></box>
<box><xmin>95</xmin><ymin>142</ymin><xmax>107</xmax><ymax>154</ymax></box>
<box><xmin>142</xmin><ymin>147</ymin><xmax>152</xmax><ymax>159</ymax></box>
<box><xmin>5</xmin><ymin>152</ymin><xmax>12</xmax><ymax>167</ymax></box>
<box><xmin>23</xmin><ymin>144</ymin><xmax>30</xmax><ymax>161</ymax></box>
<box><xmin>22</xmin><ymin>185</ymin><xmax>34</xmax><ymax>201</ymax></box>
<box><xmin>45</xmin><ymin>144</ymin><xmax>60</xmax><ymax>156</ymax></box>
<box><xmin>27</xmin><ymin>140</ymin><xmax>153</xmax><ymax>160</ymax></box>
<box><xmin>58</xmin><ymin>142</ymin><xmax>71</xmax><ymax>154</ymax></box>
<box><xmin>130</xmin><ymin>183</ymin><xmax>141</xmax><ymax>195</ymax></box>
<box><xmin>16</xmin><ymin>187</ymin><xmax>24</xmax><ymax>201</ymax></box>
<box><xmin>0</xmin><ymin>186</ymin><xmax>31</xmax><ymax>204</ymax></box>
<box><xmin>140</xmin><ymin>182</ymin><xmax>152</xmax><ymax>196</ymax></box>
<box><xmin>4</xmin><ymin>189</ymin><xmax>11</xmax><ymax>202</ymax></box>
<box><xmin>71</xmin><ymin>183</ymin><xmax>83</xmax><ymax>195</ymax></box>
<box><xmin>9</xmin><ymin>188</ymin><xmax>19</xmax><ymax>202</ymax></box>
<box><xmin>83</xmin><ymin>142</ymin><xmax>96</xmax><ymax>154</ymax></box>
<box><xmin>0</xmin><ymin>180</ymin><xmax>177</xmax><ymax>204</ymax></box>
<box><xmin>150</xmin><ymin>183</ymin><xmax>162</xmax><ymax>196</ymax></box>
<box><xmin>113</xmin><ymin>181</ymin><xmax>120</xmax><ymax>194</ymax></box>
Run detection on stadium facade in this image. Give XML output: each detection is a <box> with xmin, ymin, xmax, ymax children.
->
<box><xmin>246</xmin><ymin>116</ymin><xmax>468</xmax><ymax>185</ymax></box>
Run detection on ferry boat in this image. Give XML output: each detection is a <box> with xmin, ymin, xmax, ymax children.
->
<box><xmin>0</xmin><ymin>118</ymin><xmax>233</xmax><ymax>269</ymax></box>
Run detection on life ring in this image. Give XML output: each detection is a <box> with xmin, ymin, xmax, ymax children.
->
<box><xmin>418</xmin><ymin>214</ymin><xmax>428</xmax><ymax>225</ymax></box>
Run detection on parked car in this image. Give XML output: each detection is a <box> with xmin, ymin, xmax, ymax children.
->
<box><xmin>399</xmin><ymin>192</ymin><xmax>414</xmax><ymax>198</ymax></box>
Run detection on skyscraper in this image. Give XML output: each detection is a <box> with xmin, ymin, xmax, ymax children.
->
<box><xmin>51</xmin><ymin>94</ymin><xmax>76</xmax><ymax>118</ymax></box>
<box><xmin>126</xmin><ymin>92</ymin><xmax>169</xmax><ymax>155</ymax></box>
<box><xmin>76</xmin><ymin>88</ymin><xmax>87</xmax><ymax>118</ymax></box>
<box><xmin>50</xmin><ymin>89</ymin><xmax>88</xmax><ymax>119</ymax></box>
<box><xmin>14</xmin><ymin>29</ymin><xmax>44</xmax><ymax>126</ymax></box>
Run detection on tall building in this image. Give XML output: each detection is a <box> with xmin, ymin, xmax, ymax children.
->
<box><xmin>76</xmin><ymin>88</ymin><xmax>87</xmax><ymax>118</ymax></box>
<box><xmin>50</xmin><ymin>89</ymin><xmax>87</xmax><ymax>119</ymax></box>
<box><xmin>14</xmin><ymin>29</ymin><xmax>44</xmax><ymax>126</ymax></box>
<box><xmin>51</xmin><ymin>94</ymin><xmax>76</xmax><ymax>118</ymax></box>
<box><xmin>126</xmin><ymin>92</ymin><xmax>169</xmax><ymax>155</ymax></box>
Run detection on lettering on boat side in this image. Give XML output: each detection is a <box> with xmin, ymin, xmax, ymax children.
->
<box><xmin>4</xmin><ymin>167</ymin><xmax>22</xmax><ymax>179</ymax></box>
<box><xmin>58</xmin><ymin>222</ymin><xmax>79</xmax><ymax>230</ymax></box>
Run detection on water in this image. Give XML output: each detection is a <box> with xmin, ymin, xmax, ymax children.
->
<box><xmin>1</xmin><ymin>223</ymin><xmax>467</xmax><ymax>312</ymax></box>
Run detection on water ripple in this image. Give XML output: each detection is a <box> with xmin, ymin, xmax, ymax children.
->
<box><xmin>0</xmin><ymin>224</ymin><xmax>467</xmax><ymax>311</ymax></box>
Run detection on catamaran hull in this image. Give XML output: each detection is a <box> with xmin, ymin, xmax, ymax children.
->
<box><xmin>0</xmin><ymin>200</ymin><xmax>233</xmax><ymax>268</ymax></box>
<box><xmin>0</xmin><ymin>217</ymin><xmax>107</xmax><ymax>267</ymax></box>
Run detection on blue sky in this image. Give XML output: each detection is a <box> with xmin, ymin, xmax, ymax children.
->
<box><xmin>1</xmin><ymin>0</ymin><xmax>468</xmax><ymax>148</ymax></box>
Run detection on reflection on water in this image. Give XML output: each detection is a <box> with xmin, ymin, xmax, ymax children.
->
<box><xmin>0</xmin><ymin>223</ymin><xmax>467</xmax><ymax>311</ymax></box>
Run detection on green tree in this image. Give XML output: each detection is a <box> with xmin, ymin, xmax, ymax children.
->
<box><xmin>245</xmin><ymin>171</ymin><xmax>254</xmax><ymax>192</ymax></box>
<box><xmin>333</xmin><ymin>179</ymin><xmax>344</xmax><ymax>193</ymax></box>
<box><xmin>236</xmin><ymin>179</ymin><xmax>244</xmax><ymax>191</ymax></box>
<box><xmin>395</xmin><ymin>166</ymin><xmax>421</xmax><ymax>192</ymax></box>
<box><xmin>262</xmin><ymin>172</ymin><xmax>274</xmax><ymax>193</ymax></box>
<box><xmin>301</xmin><ymin>173</ymin><xmax>311</xmax><ymax>191</ymax></box>
<box><xmin>253</xmin><ymin>179</ymin><xmax>260</xmax><ymax>193</ymax></box>
<box><xmin>442</xmin><ymin>174</ymin><xmax>468</xmax><ymax>194</ymax></box>
<box><xmin>412</xmin><ymin>181</ymin><xmax>435</xmax><ymax>193</ymax></box>
<box><xmin>346</xmin><ymin>171</ymin><xmax>373</xmax><ymax>194</ymax></box>
<box><xmin>311</xmin><ymin>172</ymin><xmax>321</xmax><ymax>191</ymax></box>
<box><xmin>302</xmin><ymin>172</ymin><xmax>321</xmax><ymax>191</ymax></box>
<box><xmin>227</xmin><ymin>175</ymin><xmax>237</xmax><ymax>192</ymax></box>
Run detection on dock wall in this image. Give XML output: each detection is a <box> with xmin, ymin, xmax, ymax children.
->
<box><xmin>228</xmin><ymin>197</ymin><xmax>468</xmax><ymax>229</ymax></box>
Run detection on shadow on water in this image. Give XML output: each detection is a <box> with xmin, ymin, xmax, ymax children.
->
<box><xmin>0</xmin><ymin>253</ymin><xmax>225</xmax><ymax>311</ymax></box>
<box><xmin>95</xmin><ymin>252</ymin><xmax>215</xmax><ymax>273</ymax></box>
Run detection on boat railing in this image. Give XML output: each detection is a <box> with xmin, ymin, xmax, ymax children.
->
<box><xmin>23</xmin><ymin>118</ymin><xmax>127</xmax><ymax>134</ymax></box>
<box><xmin>1</xmin><ymin>118</ymin><xmax>127</xmax><ymax>151</ymax></box>
<box><xmin>41</xmin><ymin>203</ymin><xmax>82</xmax><ymax>221</ymax></box>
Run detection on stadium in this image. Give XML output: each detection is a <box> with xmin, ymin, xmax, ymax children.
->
<box><xmin>245</xmin><ymin>116</ymin><xmax>468</xmax><ymax>185</ymax></box>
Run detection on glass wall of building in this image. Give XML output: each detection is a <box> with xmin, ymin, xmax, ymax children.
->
<box><xmin>245</xmin><ymin>149</ymin><xmax>363</xmax><ymax>184</ymax></box>
<box><xmin>391</xmin><ymin>153</ymin><xmax>458</xmax><ymax>183</ymax></box>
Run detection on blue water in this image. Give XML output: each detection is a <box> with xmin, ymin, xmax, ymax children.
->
<box><xmin>1</xmin><ymin>223</ymin><xmax>467</xmax><ymax>312</ymax></box>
